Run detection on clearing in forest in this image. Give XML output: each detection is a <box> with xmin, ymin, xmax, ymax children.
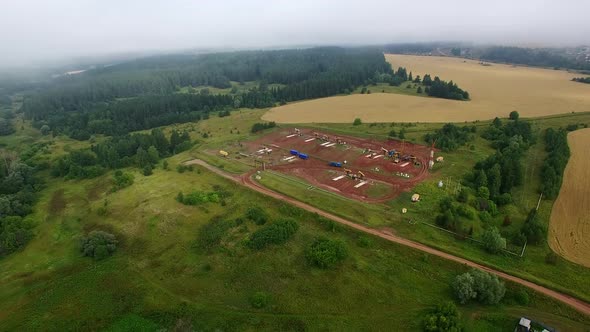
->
<box><xmin>263</xmin><ymin>55</ymin><xmax>590</xmax><ymax>123</ymax></box>
<box><xmin>549</xmin><ymin>128</ymin><xmax>590</xmax><ymax>267</ymax></box>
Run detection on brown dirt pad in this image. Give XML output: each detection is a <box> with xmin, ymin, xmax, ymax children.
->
<box><xmin>239</xmin><ymin>128</ymin><xmax>433</xmax><ymax>202</ymax></box>
<box><xmin>549</xmin><ymin>128</ymin><xmax>590</xmax><ymax>267</ymax></box>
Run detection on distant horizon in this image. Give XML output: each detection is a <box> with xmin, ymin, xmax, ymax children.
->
<box><xmin>2</xmin><ymin>40</ymin><xmax>590</xmax><ymax>73</ymax></box>
<box><xmin>2</xmin><ymin>0</ymin><xmax>589</xmax><ymax>69</ymax></box>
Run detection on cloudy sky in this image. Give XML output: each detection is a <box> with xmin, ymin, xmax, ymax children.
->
<box><xmin>2</xmin><ymin>0</ymin><xmax>589</xmax><ymax>67</ymax></box>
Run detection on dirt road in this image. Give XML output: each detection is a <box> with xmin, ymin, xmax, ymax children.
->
<box><xmin>185</xmin><ymin>158</ymin><xmax>590</xmax><ymax>316</ymax></box>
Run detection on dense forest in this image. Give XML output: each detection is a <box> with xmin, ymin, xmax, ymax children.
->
<box><xmin>22</xmin><ymin>47</ymin><xmax>394</xmax><ymax>137</ymax></box>
<box><xmin>572</xmin><ymin>77</ymin><xmax>590</xmax><ymax>84</ymax></box>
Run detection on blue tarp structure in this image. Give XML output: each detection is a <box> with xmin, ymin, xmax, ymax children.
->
<box><xmin>290</xmin><ymin>149</ymin><xmax>298</xmax><ymax>155</ymax></box>
<box><xmin>298</xmin><ymin>153</ymin><xmax>308</xmax><ymax>160</ymax></box>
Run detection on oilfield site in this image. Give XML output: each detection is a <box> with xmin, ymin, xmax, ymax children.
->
<box><xmin>213</xmin><ymin>128</ymin><xmax>435</xmax><ymax>202</ymax></box>
<box><xmin>4</xmin><ymin>10</ymin><xmax>590</xmax><ymax>329</ymax></box>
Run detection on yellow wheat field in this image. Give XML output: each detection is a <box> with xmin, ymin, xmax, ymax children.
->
<box><xmin>263</xmin><ymin>55</ymin><xmax>590</xmax><ymax>123</ymax></box>
<box><xmin>549</xmin><ymin>128</ymin><xmax>590</xmax><ymax>268</ymax></box>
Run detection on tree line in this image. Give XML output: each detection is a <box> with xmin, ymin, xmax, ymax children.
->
<box><xmin>481</xmin><ymin>46</ymin><xmax>590</xmax><ymax>71</ymax></box>
<box><xmin>51</xmin><ymin>129</ymin><xmax>191</xmax><ymax>179</ymax></box>
<box><xmin>572</xmin><ymin>77</ymin><xmax>590</xmax><ymax>84</ymax></box>
<box><xmin>541</xmin><ymin>128</ymin><xmax>570</xmax><ymax>199</ymax></box>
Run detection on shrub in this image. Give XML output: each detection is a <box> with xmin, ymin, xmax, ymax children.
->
<box><xmin>452</xmin><ymin>269</ymin><xmax>505</xmax><ymax>305</ymax></box>
<box><xmin>509</xmin><ymin>111</ymin><xmax>520</xmax><ymax>120</ymax></box>
<box><xmin>457</xmin><ymin>188</ymin><xmax>469</xmax><ymax>203</ymax></box>
<box><xmin>545</xmin><ymin>251</ymin><xmax>560</xmax><ymax>265</ymax></box>
<box><xmin>515</xmin><ymin>289</ymin><xmax>530</xmax><ymax>305</ymax></box>
<box><xmin>247</xmin><ymin>218</ymin><xmax>299</xmax><ymax>250</ymax></box>
<box><xmin>178</xmin><ymin>191</ymin><xmax>220</xmax><ymax>206</ymax></box>
<box><xmin>112</xmin><ymin>170</ymin><xmax>134</xmax><ymax>192</ymax></box>
<box><xmin>521</xmin><ymin>211</ymin><xmax>546</xmax><ymax>245</ymax></box>
<box><xmin>251</xmin><ymin>122</ymin><xmax>276</xmax><ymax>133</ymax></box>
<box><xmin>496</xmin><ymin>192</ymin><xmax>512</xmax><ymax>205</ymax></box>
<box><xmin>305</xmin><ymin>237</ymin><xmax>348</xmax><ymax>268</ymax></box>
<box><xmin>249</xmin><ymin>292</ymin><xmax>271</xmax><ymax>308</ymax></box>
<box><xmin>0</xmin><ymin>216</ymin><xmax>34</xmax><ymax>256</ymax></box>
<box><xmin>80</xmin><ymin>231</ymin><xmax>118</xmax><ymax>260</ymax></box>
<box><xmin>142</xmin><ymin>165</ymin><xmax>153</xmax><ymax>176</ymax></box>
<box><xmin>456</xmin><ymin>204</ymin><xmax>475</xmax><ymax>220</ymax></box>
<box><xmin>478</xmin><ymin>211</ymin><xmax>492</xmax><ymax>223</ymax></box>
<box><xmin>246</xmin><ymin>206</ymin><xmax>269</xmax><ymax>225</ymax></box>
<box><xmin>422</xmin><ymin>302</ymin><xmax>462</xmax><ymax>332</ymax></box>
<box><xmin>353</xmin><ymin>118</ymin><xmax>362</xmax><ymax>126</ymax></box>
<box><xmin>197</xmin><ymin>218</ymin><xmax>236</xmax><ymax>250</ymax></box>
<box><xmin>482</xmin><ymin>227</ymin><xmax>506</xmax><ymax>254</ymax></box>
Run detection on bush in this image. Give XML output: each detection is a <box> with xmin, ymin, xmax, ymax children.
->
<box><xmin>142</xmin><ymin>165</ymin><xmax>153</xmax><ymax>176</ymax></box>
<box><xmin>482</xmin><ymin>227</ymin><xmax>506</xmax><ymax>254</ymax></box>
<box><xmin>80</xmin><ymin>231</ymin><xmax>118</xmax><ymax>260</ymax></box>
<box><xmin>305</xmin><ymin>237</ymin><xmax>348</xmax><ymax>268</ymax></box>
<box><xmin>246</xmin><ymin>206</ymin><xmax>269</xmax><ymax>225</ymax></box>
<box><xmin>112</xmin><ymin>171</ymin><xmax>134</xmax><ymax>191</ymax></box>
<box><xmin>197</xmin><ymin>218</ymin><xmax>236</xmax><ymax>250</ymax></box>
<box><xmin>515</xmin><ymin>289</ymin><xmax>530</xmax><ymax>305</ymax></box>
<box><xmin>424</xmin><ymin>123</ymin><xmax>474</xmax><ymax>152</ymax></box>
<box><xmin>545</xmin><ymin>251</ymin><xmax>560</xmax><ymax>265</ymax></box>
<box><xmin>457</xmin><ymin>188</ymin><xmax>469</xmax><ymax>203</ymax></box>
<box><xmin>177</xmin><ymin>191</ymin><xmax>220</xmax><ymax>205</ymax></box>
<box><xmin>247</xmin><ymin>218</ymin><xmax>299</xmax><ymax>250</ymax></box>
<box><xmin>0</xmin><ymin>216</ymin><xmax>34</xmax><ymax>256</ymax></box>
<box><xmin>422</xmin><ymin>302</ymin><xmax>462</xmax><ymax>332</ymax></box>
<box><xmin>249</xmin><ymin>292</ymin><xmax>271</xmax><ymax>309</ymax></box>
<box><xmin>456</xmin><ymin>204</ymin><xmax>475</xmax><ymax>220</ymax></box>
<box><xmin>509</xmin><ymin>111</ymin><xmax>520</xmax><ymax>120</ymax></box>
<box><xmin>251</xmin><ymin>122</ymin><xmax>276</xmax><ymax>133</ymax></box>
<box><xmin>353</xmin><ymin>118</ymin><xmax>362</xmax><ymax>126</ymax></box>
<box><xmin>521</xmin><ymin>211</ymin><xmax>546</xmax><ymax>245</ymax></box>
<box><xmin>452</xmin><ymin>269</ymin><xmax>505</xmax><ymax>305</ymax></box>
<box><xmin>496</xmin><ymin>192</ymin><xmax>512</xmax><ymax>206</ymax></box>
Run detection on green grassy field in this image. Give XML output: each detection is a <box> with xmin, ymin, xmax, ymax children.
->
<box><xmin>0</xmin><ymin>154</ymin><xmax>588</xmax><ymax>331</ymax></box>
<box><xmin>2</xmin><ymin>109</ymin><xmax>590</xmax><ymax>331</ymax></box>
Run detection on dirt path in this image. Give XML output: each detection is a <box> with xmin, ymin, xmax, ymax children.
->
<box><xmin>549</xmin><ymin>128</ymin><xmax>590</xmax><ymax>267</ymax></box>
<box><xmin>185</xmin><ymin>159</ymin><xmax>590</xmax><ymax>316</ymax></box>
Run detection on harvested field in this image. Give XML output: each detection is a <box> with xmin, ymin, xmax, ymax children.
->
<box><xmin>235</xmin><ymin>128</ymin><xmax>433</xmax><ymax>202</ymax></box>
<box><xmin>263</xmin><ymin>55</ymin><xmax>590</xmax><ymax>123</ymax></box>
<box><xmin>549</xmin><ymin>128</ymin><xmax>590</xmax><ymax>267</ymax></box>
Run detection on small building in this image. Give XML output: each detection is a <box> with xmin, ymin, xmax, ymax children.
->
<box><xmin>411</xmin><ymin>194</ymin><xmax>420</xmax><ymax>202</ymax></box>
<box><xmin>219</xmin><ymin>150</ymin><xmax>229</xmax><ymax>157</ymax></box>
<box><xmin>516</xmin><ymin>317</ymin><xmax>531</xmax><ymax>332</ymax></box>
<box><xmin>401</xmin><ymin>208</ymin><xmax>407</xmax><ymax>214</ymax></box>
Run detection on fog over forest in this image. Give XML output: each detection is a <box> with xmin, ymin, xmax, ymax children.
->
<box><xmin>1</xmin><ymin>0</ymin><xmax>589</xmax><ymax>67</ymax></box>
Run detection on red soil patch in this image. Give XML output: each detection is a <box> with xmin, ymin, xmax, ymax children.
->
<box><xmin>238</xmin><ymin>128</ymin><xmax>435</xmax><ymax>202</ymax></box>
